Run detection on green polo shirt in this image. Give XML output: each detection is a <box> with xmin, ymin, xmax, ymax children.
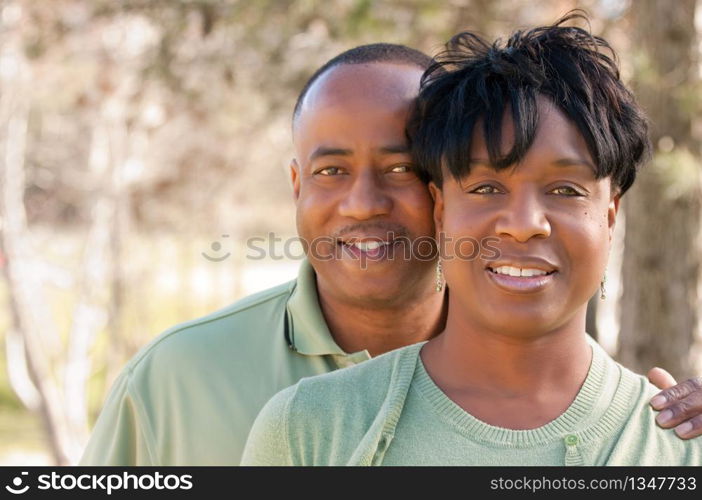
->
<box><xmin>80</xmin><ymin>260</ymin><xmax>370</xmax><ymax>465</ymax></box>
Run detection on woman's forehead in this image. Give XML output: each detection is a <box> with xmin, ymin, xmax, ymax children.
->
<box><xmin>469</xmin><ymin>98</ymin><xmax>594</xmax><ymax>168</ymax></box>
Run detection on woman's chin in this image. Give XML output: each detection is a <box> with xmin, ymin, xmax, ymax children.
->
<box><xmin>462</xmin><ymin>299</ymin><xmax>570</xmax><ymax>338</ymax></box>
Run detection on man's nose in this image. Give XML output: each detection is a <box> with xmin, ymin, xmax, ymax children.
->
<box><xmin>493</xmin><ymin>190</ymin><xmax>551</xmax><ymax>242</ymax></box>
<box><xmin>338</xmin><ymin>170</ymin><xmax>392</xmax><ymax>220</ymax></box>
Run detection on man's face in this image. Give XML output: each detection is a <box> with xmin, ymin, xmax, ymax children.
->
<box><xmin>292</xmin><ymin>62</ymin><xmax>436</xmax><ymax>307</ymax></box>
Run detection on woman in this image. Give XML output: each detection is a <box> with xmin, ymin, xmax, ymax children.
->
<box><xmin>241</xmin><ymin>14</ymin><xmax>702</xmax><ymax>465</ymax></box>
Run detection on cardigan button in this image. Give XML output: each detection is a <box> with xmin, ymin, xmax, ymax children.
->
<box><xmin>565</xmin><ymin>434</ymin><xmax>579</xmax><ymax>446</ymax></box>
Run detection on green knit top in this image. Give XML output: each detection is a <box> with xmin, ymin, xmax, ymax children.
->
<box><xmin>241</xmin><ymin>339</ymin><xmax>702</xmax><ymax>466</ymax></box>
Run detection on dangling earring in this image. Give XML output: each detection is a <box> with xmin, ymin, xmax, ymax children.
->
<box><xmin>600</xmin><ymin>272</ymin><xmax>607</xmax><ymax>300</ymax></box>
<box><xmin>435</xmin><ymin>259</ymin><xmax>444</xmax><ymax>292</ymax></box>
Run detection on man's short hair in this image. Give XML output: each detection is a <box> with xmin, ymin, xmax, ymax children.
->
<box><xmin>409</xmin><ymin>12</ymin><xmax>650</xmax><ymax>195</ymax></box>
<box><xmin>293</xmin><ymin>43</ymin><xmax>432</xmax><ymax>127</ymax></box>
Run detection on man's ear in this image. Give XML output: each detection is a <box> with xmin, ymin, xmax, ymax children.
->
<box><xmin>290</xmin><ymin>159</ymin><xmax>301</xmax><ymax>201</ymax></box>
<box><xmin>429</xmin><ymin>181</ymin><xmax>443</xmax><ymax>236</ymax></box>
<box><xmin>608</xmin><ymin>191</ymin><xmax>620</xmax><ymax>241</ymax></box>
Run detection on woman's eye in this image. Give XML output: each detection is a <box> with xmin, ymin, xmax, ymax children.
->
<box><xmin>551</xmin><ymin>186</ymin><xmax>582</xmax><ymax>196</ymax></box>
<box><xmin>316</xmin><ymin>167</ymin><xmax>343</xmax><ymax>176</ymax></box>
<box><xmin>470</xmin><ymin>184</ymin><xmax>501</xmax><ymax>194</ymax></box>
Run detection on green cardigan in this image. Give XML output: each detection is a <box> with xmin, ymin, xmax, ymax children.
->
<box><xmin>241</xmin><ymin>339</ymin><xmax>702</xmax><ymax>466</ymax></box>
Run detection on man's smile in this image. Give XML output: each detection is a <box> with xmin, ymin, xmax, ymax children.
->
<box><xmin>337</xmin><ymin>236</ymin><xmax>401</xmax><ymax>261</ymax></box>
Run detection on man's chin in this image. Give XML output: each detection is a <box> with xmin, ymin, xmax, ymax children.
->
<box><xmin>333</xmin><ymin>281</ymin><xmax>409</xmax><ymax>307</ymax></box>
<box><xmin>314</xmin><ymin>261</ymin><xmax>432</xmax><ymax>306</ymax></box>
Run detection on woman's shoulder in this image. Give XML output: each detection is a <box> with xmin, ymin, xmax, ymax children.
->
<box><xmin>249</xmin><ymin>342</ymin><xmax>423</xmax><ymax>465</ymax></box>
<box><xmin>273</xmin><ymin>344</ymin><xmax>421</xmax><ymax>465</ymax></box>
<box><xmin>592</xmin><ymin>349</ymin><xmax>702</xmax><ymax>464</ymax></box>
<box><xmin>292</xmin><ymin>341</ymin><xmax>424</xmax><ymax>410</ymax></box>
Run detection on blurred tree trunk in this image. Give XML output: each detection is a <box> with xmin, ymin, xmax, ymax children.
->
<box><xmin>0</xmin><ymin>5</ymin><xmax>73</xmax><ymax>463</ymax></box>
<box><xmin>619</xmin><ymin>0</ymin><xmax>701</xmax><ymax>380</ymax></box>
<box><xmin>0</xmin><ymin>0</ymin><xmax>114</xmax><ymax>464</ymax></box>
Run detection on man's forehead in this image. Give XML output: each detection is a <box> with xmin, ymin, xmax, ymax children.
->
<box><xmin>297</xmin><ymin>62</ymin><xmax>423</xmax><ymax>120</ymax></box>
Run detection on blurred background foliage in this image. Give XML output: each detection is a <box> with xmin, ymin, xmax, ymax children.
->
<box><xmin>0</xmin><ymin>0</ymin><xmax>700</xmax><ymax>464</ymax></box>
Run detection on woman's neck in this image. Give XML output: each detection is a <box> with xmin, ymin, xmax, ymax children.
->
<box><xmin>421</xmin><ymin>305</ymin><xmax>592</xmax><ymax>429</ymax></box>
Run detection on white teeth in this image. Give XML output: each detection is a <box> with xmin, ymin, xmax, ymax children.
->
<box><xmin>492</xmin><ymin>266</ymin><xmax>548</xmax><ymax>277</ymax></box>
<box><xmin>352</xmin><ymin>241</ymin><xmax>388</xmax><ymax>251</ymax></box>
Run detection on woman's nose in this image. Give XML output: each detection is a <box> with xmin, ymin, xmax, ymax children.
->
<box><xmin>493</xmin><ymin>190</ymin><xmax>551</xmax><ymax>242</ymax></box>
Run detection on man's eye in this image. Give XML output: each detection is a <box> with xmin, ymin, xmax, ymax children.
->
<box><xmin>470</xmin><ymin>184</ymin><xmax>501</xmax><ymax>194</ymax></box>
<box><xmin>550</xmin><ymin>186</ymin><xmax>582</xmax><ymax>196</ymax></box>
<box><xmin>316</xmin><ymin>167</ymin><xmax>344</xmax><ymax>176</ymax></box>
<box><xmin>389</xmin><ymin>164</ymin><xmax>412</xmax><ymax>173</ymax></box>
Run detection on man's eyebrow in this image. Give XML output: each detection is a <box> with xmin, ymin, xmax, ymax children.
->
<box><xmin>379</xmin><ymin>144</ymin><xmax>410</xmax><ymax>155</ymax></box>
<box><xmin>309</xmin><ymin>147</ymin><xmax>353</xmax><ymax>162</ymax></box>
<box><xmin>309</xmin><ymin>144</ymin><xmax>410</xmax><ymax>162</ymax></box>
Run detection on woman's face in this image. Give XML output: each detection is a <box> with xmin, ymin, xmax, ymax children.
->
<box><xmin>431</xmin><ymin>98</ymin><xmax>619</xmax><ymax>338</ymax></box>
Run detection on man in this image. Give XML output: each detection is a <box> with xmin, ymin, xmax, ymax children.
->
<box><xmin>81</xmin><ymin>43</ymin><xmax>702</xmax><ymax>466</ymax></box>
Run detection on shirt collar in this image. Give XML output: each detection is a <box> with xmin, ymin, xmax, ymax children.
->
<box><xmin>286</xmin><ymin>259</ymin><xmax>370</xmax><ymax>361</ymax></box>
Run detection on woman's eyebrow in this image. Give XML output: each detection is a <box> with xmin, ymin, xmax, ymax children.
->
<box><xmin>552</xmin><ymin>158</ymin><xmax>595</xmax><ymax>170</ymax></box>
<box><xmin>467</xmin><ymin>159</ymin><xmax>494</xmax><ymax>168</ymax></box>
<box><xmin>466</xmin><ymin>158</ymin><xmax>596</xmax><ymax>170</ymax></box>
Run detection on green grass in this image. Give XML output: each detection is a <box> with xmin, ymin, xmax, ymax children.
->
<box><xmin>0</xmin><ymin>406</ymin><xmax>50</xmax><ymax>464</ymax></box>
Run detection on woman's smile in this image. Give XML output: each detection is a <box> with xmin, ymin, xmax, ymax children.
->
<box><xmin>485</xmin><ymin>265</ymin><xmax>558</xmax><ymax>293</ymax></box>
<box><xmin>484</xmin><ymin>256</ymin><xmax>559</xmax><ymax>293</ymax></box>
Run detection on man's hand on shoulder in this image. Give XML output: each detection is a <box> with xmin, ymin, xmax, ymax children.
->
<box><xmin>648</xmin><ymin>367</ymin><xmax>702</xmax><ymax>440</ymax></box>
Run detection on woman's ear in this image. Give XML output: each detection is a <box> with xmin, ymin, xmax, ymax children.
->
<box><xmin>608</xmin><ymin>191</ymin><xmax>621</xmax><ymax>241</ymax></box>
<box><xmin>290</xmin><ymin>159</ymin><xmax>300</xmax><ymax>201</ymax></box>
<box><xmin>429</xmin><ymin>181</ymin><xmax>444</xmax><ymax>236</ymax></box>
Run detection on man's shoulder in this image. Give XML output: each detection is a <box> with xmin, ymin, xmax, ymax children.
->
<box><xmin>124</xmin><ymin>278</ymin><xmax>297</xmax><ymax>376</ymax></box>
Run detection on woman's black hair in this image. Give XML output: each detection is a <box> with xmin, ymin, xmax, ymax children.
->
<box><xmin>409</xmin><ymin>11</ymin><xmax>650</xmax><ymax>194</ymax></box>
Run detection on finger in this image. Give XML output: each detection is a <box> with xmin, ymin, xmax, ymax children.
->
<box><xmin>649</xmin><ymin>375</ymin><xmax>702</xmax><ymax>410</ymax></box>
<box><xmin>674</xmin><ymin>415</ymin><xmax>702</xmax><ymax>440</ymax></box>
<box><xmin>654</xmin><ymin>382</ymin><xmax>702</xmax><ymax>431</ymax></box>
<box><xmin>648</xmin><ymin>367</ymin><xmax>677</xmax><ymax>391</ymax></box>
